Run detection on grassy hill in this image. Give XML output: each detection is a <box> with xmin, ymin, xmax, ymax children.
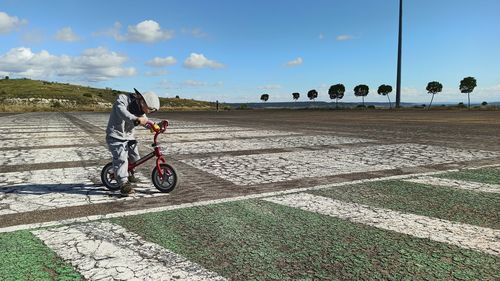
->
<box><xmin>0</xmin><ymin>78</ymin><xmax>216</xmax><ymax>112</ymax></box>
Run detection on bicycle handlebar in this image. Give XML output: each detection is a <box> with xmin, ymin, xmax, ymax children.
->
<box><xmin>134</xmin><ymin>119</ymin><xmax>168</xmax><ymax>131</ymax></box>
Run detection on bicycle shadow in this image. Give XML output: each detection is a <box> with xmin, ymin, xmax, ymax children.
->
<box><xmin>0</xmin><ymin>182</ymin><xmax>163</xmax><ymax>198</ymax></box>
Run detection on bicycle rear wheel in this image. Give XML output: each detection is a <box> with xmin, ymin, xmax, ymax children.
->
<box><xmin>101</xmin><ymin>162</ymin><xmax>121</xmax><ymax>191</ymax></box>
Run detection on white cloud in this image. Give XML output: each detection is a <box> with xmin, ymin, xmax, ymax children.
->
<box><xmin>94</xmin><ymin>20</ymin><xmax>173</xmax><ymax>43</ymax></box>
<box><xmin>146</xmin><ymin>56</ymin><xmax>177</xmax><ymax>67</ymax></box>
<box><xmin>0</xmin><ymin>47</ymin><xmax>136</xmax><ymax>81</ymax></box>
<box><xmin>402</xmin><ymin>87</ymin><xmax>420</xmax><ymax>96</ymax></box>
<box><xmin>181</xmin><ymin>80</ymin><xmax>224</xmax><ymax>87</ymax></box>
<box><xmin>55</xmin><ymin>27</ymin><xmax>80</xmax><ymax>42</ymax></box>
<box><xmin>0</xmin><ymin>11</ymin><xmax>27</xmax><ymax>34</ymax></box>
<box><xmin>336</xmin><ymin>34</ymin><xmax>354</xmax><ymax>41</ymax></box>
<box><xmin>182</xmin><ymin>28</ymin><xmax>208</xmax><ymax>38</ymax></box>
<box><xmin>286</xmin><ymin>57</ymin><xmax>303</xmax><ymax>67</ymax></box>
<box><xmin>93</xmin><ymin>21</ymin><xmax>122</xmax><ymax>40</ymax></box>
<box><xmin>158</xmin><ymin>79</ymin><xmax>175</xmax><ymax>89</ymax></box>
<box><xmin>259</xmin><ymin>84</ymin><xmax>281</xmax><ymax>90</ymax></box>
<box><xmin>145</xmin><ymin>69</ymin><xmax>169</xmax><ymax>76</ymax></box>
<box><xmin>182</xmin><ymin>80</ymin><xmax>207</xmax><ymax>87</ymax></box>
<box><xmin>484</xmin><ymin>84</ymin><xmax>500</xmax><ymax>92</ymax></box>
<box><xmin>318</xmin><ymin>33</ymin><xmax>324</xmax><ymax>40</ymax></box>
<box><xmin>183</xmin><ymin>53</ymin><xmax>224</xmax><ymax>69</ymax></box>
<box><xmin>125</xmin><ymin>20</ymin><xmax>173</xmax><ymax>43</ymax></box>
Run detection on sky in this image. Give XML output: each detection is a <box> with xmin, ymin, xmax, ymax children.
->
<box><xmin>1</xmin><ymin>0</ymin><xmax>499</xmax><ymax>104</ymax></box>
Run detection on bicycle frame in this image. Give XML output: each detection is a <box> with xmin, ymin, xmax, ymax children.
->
<box><xmin>127</xmin><ymin>120</ymin><xmax>169</xmax><ymax>179</ymax></box>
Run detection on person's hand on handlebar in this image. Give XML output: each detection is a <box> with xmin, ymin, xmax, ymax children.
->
<box><xmin>136</xmin><ymin>116</ymin><xmax>148</xmax><ymax>126</ymax></box>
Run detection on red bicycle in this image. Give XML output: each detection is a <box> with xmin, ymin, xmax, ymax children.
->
<box><xmin>101</xmin><ymin>120</ymin><xmax>179</xmax><ymax>193</ymax></box>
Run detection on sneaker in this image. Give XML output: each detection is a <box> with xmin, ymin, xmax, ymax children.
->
<box><xmin>128</xmin><ymin>174</ymin><xmax>139</xmax><ymax>183</ymax></box>
<box><xmin>120</xmin><ymin>182</ymin><xmax>136</xmax><ymax>197</ymax></box>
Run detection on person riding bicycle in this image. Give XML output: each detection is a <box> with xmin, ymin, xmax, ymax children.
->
<box><xmin>105</xmin><ymin>89</ymin><xmax>160</xmax><ymax>196</ymax></box>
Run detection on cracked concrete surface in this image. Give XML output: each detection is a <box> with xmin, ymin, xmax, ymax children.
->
<box><xmin>0</xmin><ymin>146</ymin><xmax>110</xmax><ymax>165</ymax></box>
<box><xmin>182</xmin><ymin>143</ymin><xmax>500</xmax><ymax>185</ymax></box>
<box><xmin>165</xmin><ymin>130</ymin><xmax>299</xmax><ymax>142</ymax></box>
<box><xmin>33</xmin><ymin>222</ymin><xmax>227</xmax><ymax>281</ymax></box>
<box><xmin>0</xmin><ymin>136</ymin><xmax>98</xmax><ymax>148</ymax></box>
<box><xmin>263</xmin><ymin>193</ymin><xmax>500</xmax><ymax>256</ymax></box>
<box><xmin>0</xmin><ymin>167</ymin><xmax>168</xmax><ymax>215</ymax></box>
<box><xmin>165</xmin><ymin>135</ymin><xmax>372</xmax><ymax>155</ymax></box>
<box><xmin>2</xmin><ymin>111</ymin><xmax>500</xmax><ymax>279</ymax></box>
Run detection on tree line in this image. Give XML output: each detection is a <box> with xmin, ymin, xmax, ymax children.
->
<box><xmin>260</xmin><ymin>76</ymin><xmax>478</xmax><ymax>109</ymax></box>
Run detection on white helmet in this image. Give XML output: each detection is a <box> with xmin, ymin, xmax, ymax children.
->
<box><xmin>142</xmin><ymin>92</ymin><xmax>160</xmax><ymax>111</ymax></box>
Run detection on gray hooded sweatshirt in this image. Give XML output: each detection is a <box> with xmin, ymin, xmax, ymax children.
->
<box><xmin>106</xmin><ymin>94</ymin><xmax>146</xmax><ymax>141</ymax></box>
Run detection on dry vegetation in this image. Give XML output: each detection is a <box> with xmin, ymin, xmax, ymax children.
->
<box><xmin>0</xmin><ymin>78</ymin><xmax>216</xmax><ymax>112</ymax></box>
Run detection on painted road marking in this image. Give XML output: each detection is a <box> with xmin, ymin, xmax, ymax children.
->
<box><xmin>403</xmin><ymin>176</ymin><xmax>500</xmax><ymax>194</ymax></box>
<box><xmin>0</xmin><ymin>169</ymin><xmax>461</xmax><ymax>233</ymax></box>
<box><xmin>263</xmin><ymin>193</ymin><xmax>500</xmax><ymax>256</ymax></box>
<box><xmin>33</xmin><ymin>222</ymin><xmax>226</xmax><ymax>281</ymax></box>
<box><xmin>183</xmin><ymin>143</ymin><xmax>499</xmax><ymax>185</ymax></box>
<box><xmin>0</xmin><ymin>146</ymin><xmax>110</xmax><ymax>165</ymax></box>
<box><xmin>0</xmin><ymin>167</ymin><xmax>167</xmax><ymax>215</ymax></box>
<box><xmin>1</xmin><ymin>128</ymin><xmax>83</xmax><ymax>133</ymax></box>
<box><xmin>0</xmin><ymin>131</ymin><xmax>91</xmax><ymax>139</ymax></box>
<box><xmin>165</xmin><ymin>130</ymin><xmax>299</xmax><ymax>142</ymax></box>
<box><xmin>0</xmin><ymin>136</ymin><xmax>98</xmax><ymax>148</ymax></box>
<box><xmin>167</xmin><ymin>135</ymin><xmax>371</xmax><ymax>155</ymax></box>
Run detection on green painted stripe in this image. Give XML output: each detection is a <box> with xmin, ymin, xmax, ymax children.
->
<box><xmin>0</xmin><ymin>230</ymin><xmax>83</xmax><ymax>281</ymax></box>
<box><xmin>309</xmin><ymin>180</ymin><xmax>500</xmax><ymax>229</ymax></box>
<box><xmin>113</xmin><ymin>200</ymin><xmax>499</xmax><ymax>280</ymax></box>
<box><xmin>435</xmin><ymin>168</ymin><xmax>500</xmax><ymax>185</ymax></box>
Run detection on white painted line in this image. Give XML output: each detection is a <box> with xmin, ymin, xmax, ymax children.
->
<box><xmin>0</xmin><ymin>136</ymin><xmax>97</xmax><ymax>148</ymax></box>
<box><xmin>0</xmin><ymin>125</ymin><xmax>76</xmax><ymax>129</ymax></box>
<box><xmin>263</xmin><ymin>193</ymin><xmax>500</xmax><ymax>256</ymax></box>
<box><xmin>0</xmin><ymin>131</ymin><xmax>91</xmax><ymax>140</ymax></box>
<box><xmin>183</xmin><ymin>143</ymin><xmax>500</xmax><ymax>185</ymax></box>
<box><xmin>166</xmin><ymin>127</ymin><xmax>250</xmax><ymax>133</ymax></box>
<box><xmin>0</xmin><ymin>146</ymin><xmax>110</xmax><ymax>165</ymax></box>
<box><xmin>0</xmin><ymin>169</ymin><xmax>456</xmax><ymax>233</ymax></box>
<box><xmin>403</xmin><ymin>176</ymin><xmax>500</xmax><ymax>194</ymax></box>
<box><xmin>33</xmin><ymin>222</ymin><xmax>226</xmax><ymax>281</ymax></box>
<box><xmin>164</xmin><ymin>130</ymin><xmax>299</xmax><ymax>142</ymax></box>
<box><xmin>169</xmin><ymin>135</ymin><xmax>371</xmax><ymax>155</ymax></box>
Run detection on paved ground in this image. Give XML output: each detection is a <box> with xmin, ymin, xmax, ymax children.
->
<box><xmin>0</xmin><ymin>110</ymin><xmax>499</xmax><ymax>280</ymax></box>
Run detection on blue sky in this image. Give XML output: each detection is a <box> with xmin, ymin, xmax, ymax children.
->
<box><xmin>1</xmin><ymin>0</ymin><xmax>499</xmax><ymax>103</ymax></box>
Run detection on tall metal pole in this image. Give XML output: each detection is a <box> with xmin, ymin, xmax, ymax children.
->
<box><xmin>396</xmin><ymin>0</ymin><xmax>403</xmax><ymax>108</ymax></box>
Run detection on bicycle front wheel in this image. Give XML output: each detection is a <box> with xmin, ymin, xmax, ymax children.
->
<box><xmin>151</xmin><ymin>163</ymin><xmax>179</xmax><ymax>193</ymax></box>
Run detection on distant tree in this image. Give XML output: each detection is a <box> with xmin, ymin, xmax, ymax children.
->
<box><xmin>260</xmin><ymin>94</ymin><xmax>269</xmax><ymax>102</ymax></box>
<box><xmin>328</xmin><ymin>84</ymin><xmax>345</xmax><ymax>108</ymax></box>
<box><xmin>459</xmin><ymin>76</ymin><xmax>477</xmax><ymax>109</ymax></box>
<box><xmin>481</xmin><ymin>101</ymin><xmax>488</xmax><ymax>106</ymax></box>
<box><xmin>377</xmin><ymin>84</ymin><xmax>393</xmax><ymax>109</ymax></box>
<box><xmin>426</xmin><ymin>81</ymin><xmax>443</xmax><ymax>110</ymax></box>
<box><xmin>307</xmin><ymin>89</ymin><xmax>318</xmax><ymax>101</ymax></box>
<box><xmin>354</xmin><ymin>84</ymin><xmax>369</xmax><ymax>107</ymax></box>
<box><xmin>175</xmin><ymin>95</ymin><xmax>180</xmax><ymax>99</ymax></box>
<box><xmin>4</xmin><ymin>76</ymin><xmax>9</xmax><ymax>80</ymax></box>
<box><xmin>292</xmin><ymin>92</ymin><xmax>300</xmax><ymax>101</ymax></box>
